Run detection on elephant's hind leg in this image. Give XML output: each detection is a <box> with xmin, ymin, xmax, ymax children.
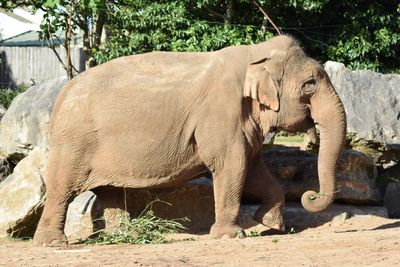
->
<box><xmin>33</xmin><ymin>148</ymin><xmax>82</xmax><ymax>246</ymax></box>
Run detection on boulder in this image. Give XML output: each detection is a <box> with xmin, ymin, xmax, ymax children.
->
<box><xmin>0</xmin><ymin>77</ymin><xmax>67</xmax><ymax>162</ymax></box>
<box><xmin>0</xmin><ymin>147</ymin><xmax>47</xmax><ymax>238</ymax></box>
<box><xmin>263</xmin><ymin>149</ymin><xmax>379</xmax><ymax>204</ymax></box>
<box><xmin>383</xmin><ymin>182</ymin><xmax>400</xmax><ymax>218</ymax></box>
<box><xmin>64</xmin><ymin>191</ymin><xmax>102</xmax><ymax>242</ymax></box>
<box><xmin>324</xmin><ymin>61</ymin><xmax>400</xmax><ymax>148</ymax></box>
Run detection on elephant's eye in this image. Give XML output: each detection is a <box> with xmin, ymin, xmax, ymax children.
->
<box><xmin>302</xmin><ymin>78</ymin><xmax>316</xmax><ymax>94</ymax></box>
<box><xmin>304</xmin><ymin>79</ymin><xmax>316</xmax><ymax>86</ymax></box>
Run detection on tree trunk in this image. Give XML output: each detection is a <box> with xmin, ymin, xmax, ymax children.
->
<box><xmin>65</xmin><ymin>30</ymin><xmax>73</xmax><ymax>80</ymax></box>
<box><xmin>225</xmin><ymin>0</ymin><xmax>234</xmax><ymax>25</ymax></box>
<box><xmin>82</xmin><ymin>27</ymin><xmax>93</xmax><ymax>70</ymax></box>
<box><xmin>86</xmin><ymin>8</ymin><xmax>106</xmax><ymax>68</ymax></box>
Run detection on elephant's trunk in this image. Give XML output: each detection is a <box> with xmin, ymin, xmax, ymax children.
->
<box><xmin>301</xmin><ymin>82</ymin><xmax>346</xmax><ymax>213</ymax></box>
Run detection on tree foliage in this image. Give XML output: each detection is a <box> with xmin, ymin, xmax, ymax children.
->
<box><xmin>94</xmin><ymin>0</ymin><xmax>399</xmax><ymax>73</ymax></box>
<box><xmin>36</xmin><ymin>0</ymin><xmax>108</xmax><ymax>68</ymax></box>
<box><xmin>93</xmin><ymin>0</ymin><xmax>272</xmax><ymax>64</ymax></box>
<box><xmin>261</xmin><ymin>0</ymin><xmax>400</xmax><ymax>72</ymax></box>
<box><xmin>2</xmin><ymin>0</ymin><xmax>399</xmax><ymax>73</ymax></box>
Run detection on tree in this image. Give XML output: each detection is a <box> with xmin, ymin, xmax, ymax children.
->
<box><xmin>1</xmin><ymin>0</ymin><xmax>111</xmax><ymax>78</ymax></box>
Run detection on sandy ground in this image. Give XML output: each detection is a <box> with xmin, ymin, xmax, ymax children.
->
<box><xmin>1</xmin><ymin>215</ymin><xmax>400</xmax><ymax>267</ymax></box>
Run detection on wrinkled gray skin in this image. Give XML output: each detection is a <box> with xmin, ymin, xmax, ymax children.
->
<box><xmin>33</xmin><ymin>36</ymin><xmax>346</xmax><ymax>246</ymax></box>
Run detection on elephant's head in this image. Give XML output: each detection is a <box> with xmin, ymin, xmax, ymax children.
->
<box><xmin>244</xmin><ymin>36</ymin><xmax>347</xmax><ymax>213</ymax></box>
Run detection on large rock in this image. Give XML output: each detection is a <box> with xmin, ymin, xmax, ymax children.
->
<box><xmin>0</xmin><ymin>77</ymin><xmax>67</xmax><ymax>162</ymax></box>
<box><xmin>64</xmin><ymin>191</ymin><xmax>101</xmax><ymax>242</ymax></box>
<box><xmin>324</xmin><ymin>61</ymin><xmax>400</xmax><ymax>148</ymax></box>
<box><xmin>383</xmin><ymin>182</ymin><xmax>400</xmax><ymax>218</ymax></box>
<box><xmin>0</xmin><ymin>147</ymin><xmax>47</xmax><ymax>238</ymax></box>
<box><xmin>263</xmin><ymin>149</ymin><xmax>379</xmax><ymax>204</ymax></box>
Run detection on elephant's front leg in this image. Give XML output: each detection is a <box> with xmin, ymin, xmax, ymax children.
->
<box><xmin>244</xmin><ymin>154</ymin><xmax>285</xmax><ymax>231</ymax></box>
<box><xmin>208</xmin><ymin>143</ymin><xmax>248</xmax><ymax>239</ymax></box>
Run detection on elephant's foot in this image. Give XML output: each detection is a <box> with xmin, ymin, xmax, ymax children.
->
<box><xmin>253</xmin><ymin>206</ymin><xmax>285</xmax><ymax>232</ymax></box>
<box><xmin>210</xmin><ymin>223</ymin><xmax>246</xmax><ymax>239</ymax></box>
<box><xmin>33</xmin><ymin>230</ymin><xmax>68</xmax><ymax>247</ymax></box>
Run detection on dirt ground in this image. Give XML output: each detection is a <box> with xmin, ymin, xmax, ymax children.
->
<box><xmin>1</xmin><ymin>215</ymin><xmax>399</xmax><ymax>267</ymax></box>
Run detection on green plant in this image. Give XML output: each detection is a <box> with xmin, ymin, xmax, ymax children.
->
<box><xmin>249</xmin><ymin>229</ymin><xmax>261</xmax><ymax>237</ymax></box>
<box><xmin>86</xmin><ymin>200</ymin><xmax>189</xmax><ymax>245</ymax></box>
<box><xmin>0</xmin><ymin>85</ymin><xmax>27</xmax><ymax>109</ymax></box>
<box><xmin>271</xmin><ymin>238</ymin><xmax>279</xmax><ymax>243</ymax></box>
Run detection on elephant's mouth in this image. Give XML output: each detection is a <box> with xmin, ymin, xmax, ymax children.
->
<box><xmin>278</xmin><ymin>118</ymin><xmax>313</xmax><ymax>133</ymax></box>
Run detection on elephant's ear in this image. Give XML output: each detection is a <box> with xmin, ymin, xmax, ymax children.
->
<box><xmin>243</xmin><ymin>58</ymin><xmax>280</xmax><ymax>111</ymax></box>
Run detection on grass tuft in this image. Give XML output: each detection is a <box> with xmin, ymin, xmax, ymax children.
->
<box><xmin>86</xmin><ymin>200</ymin><xmax>189</xmax><ymax>245</ymax></box>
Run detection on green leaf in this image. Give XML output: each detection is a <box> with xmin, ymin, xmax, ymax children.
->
<box><xmin>308</xmin><ymin>195</ymin><xmax>317</xmax><ymax>201</ymax></box>
<box><xmin>44</xmin><ymin>0</ymin><xmax>60</xmax><ymax>8</ymax></box>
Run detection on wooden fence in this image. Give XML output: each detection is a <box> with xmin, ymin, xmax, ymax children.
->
<box><xmin>0</xmin><ymin>46</ymin><xmax>85</xmax><ymax>88</ymax></box>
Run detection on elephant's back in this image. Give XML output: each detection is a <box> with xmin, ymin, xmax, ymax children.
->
<box><xmin>81</xmin><ymin>51</ymin><xmax>213</xmax><ymax>92</ymax></box>
<box><xmin>54</xmin><ymin>45</ymin><xmax>247</xmax><ymax>105</ymax></box>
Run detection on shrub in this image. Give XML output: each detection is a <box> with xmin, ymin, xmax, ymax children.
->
<box><xmin>0</xmin><ymin>85</ymin><xmax>28</xmax><ymax>109</ymax></box>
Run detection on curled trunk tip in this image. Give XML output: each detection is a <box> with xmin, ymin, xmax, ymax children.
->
<box><xmin>301</xmin><ymin>190</ymin><xmax>334</xmax><ymax>213</ymax></box>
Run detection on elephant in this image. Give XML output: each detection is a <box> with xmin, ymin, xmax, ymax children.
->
<box><xmin>33</xmin><ymin>35</ymin><xmax>346</xmax><ymax>246</ymax></box>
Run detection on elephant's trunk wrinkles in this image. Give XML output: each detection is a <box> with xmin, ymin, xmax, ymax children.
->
<box><xmin>301</xmin><ymin>84</ymin><xmax>346</xmax><ymax>213</ymax></box>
